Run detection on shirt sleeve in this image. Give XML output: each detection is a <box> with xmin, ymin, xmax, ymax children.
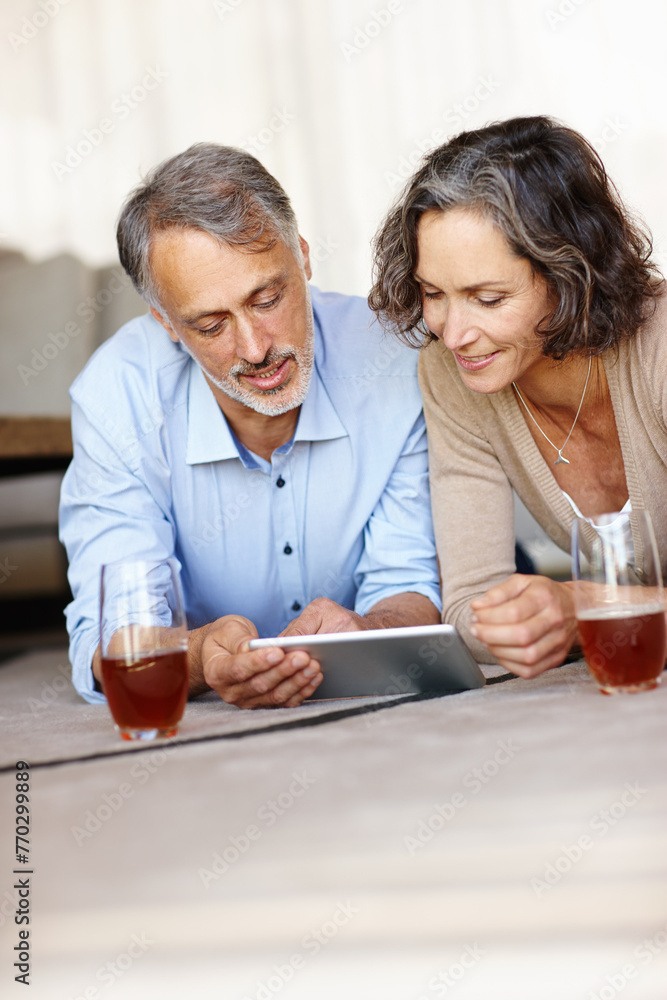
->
<box><xmin>418</xmin><ymin>345</ymin><xmax>516</xmax><ymax>662</ymax></box>
<box><xmin>352</xmin><ymin>411</ymin><xmax>442</xmax><ymax>617</ymax></box>
<box><xmin>59</xmin><ymin>401</ymin><xmax>177</xmax><ymax>703</ymax></box>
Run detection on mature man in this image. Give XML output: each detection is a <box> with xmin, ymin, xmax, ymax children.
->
<box><xmin>59</xmin><ymin>143</ymin><xmax>441</xmax><ymax>708</ymax></box>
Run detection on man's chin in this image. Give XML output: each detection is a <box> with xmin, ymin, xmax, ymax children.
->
<box><xmin>245</xmin><ymin>391</ymin><xmax>300</xmax><ymax>417</ymax></box>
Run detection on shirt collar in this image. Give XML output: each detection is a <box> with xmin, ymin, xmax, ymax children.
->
<box><xmin>185</xmin><ymin>363</ymin><xmax>239</xmax><ymax>465</ymax></box>
<box><xmin>185</xmin><ymin>355</ymin><xmax>348</xmax><ymax>466</ymax></box>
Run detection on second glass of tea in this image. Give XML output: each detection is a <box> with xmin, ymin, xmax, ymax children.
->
<box><xmin>571</xmin><ymin>509</ymin><xmax>666</xmax><ymax>694</ymax></box>
<box><xmin>100</xmin><ymin>558</ymin><xmax>189</xmax><ymax>739</ymax></box>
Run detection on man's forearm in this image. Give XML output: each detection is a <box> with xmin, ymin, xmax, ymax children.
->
<box><xmin>361</xmin><ymin>592</ymin><xmax>441</xmax><ymax>629</ymax></box>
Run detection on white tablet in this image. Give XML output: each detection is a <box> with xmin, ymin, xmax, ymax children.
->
<box><xmin>248</xmin><ymin>624</ymin><xmax>485</xmax><ymax>699</ymax></box>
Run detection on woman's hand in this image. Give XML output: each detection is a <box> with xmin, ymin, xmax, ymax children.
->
<box><xmin>470</xmin><ymin>574</ymin><xmax>578</xmax><ymax>677</ymax></box>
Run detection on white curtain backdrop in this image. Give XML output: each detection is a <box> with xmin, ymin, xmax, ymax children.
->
<box><xmin>1</xmin><ymin>0</ymin><xmax>667</xmax><ymax>295</ymax></box>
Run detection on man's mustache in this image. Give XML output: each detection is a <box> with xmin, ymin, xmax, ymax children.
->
<box><xmin>231</xmin><ymin>350</ymin><xmax>295</xmax><ymax>376</ymax></box>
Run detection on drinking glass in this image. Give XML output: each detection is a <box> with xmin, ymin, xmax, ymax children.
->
<box><xmin>100</xmin><ymin>558</ymin><xmax>189</xmax><ymax>739</ymax></box>
<box><xmin>571</xmin><ymin>510</ymin><xmax>666</xmax><ymax>694</ymax></box>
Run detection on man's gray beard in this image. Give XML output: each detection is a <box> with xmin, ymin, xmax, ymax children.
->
<box><xmin>181</xmin><ymin>327</ymin><xmax>315</xmax><ymax>417</ymax></box>
<box><xmin>208</xmin><ymin>340</ymin><xmax>314</xmax><ymax>416</ymax></box>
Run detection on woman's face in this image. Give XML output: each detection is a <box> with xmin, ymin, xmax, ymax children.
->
<box><xmin>415</xmin><ymin>207</ymin><xmax>553</xmax><ymax>393</ymax></box>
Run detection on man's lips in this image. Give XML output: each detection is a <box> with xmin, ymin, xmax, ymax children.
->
<box><xmin>454</xmin><ymin>351</ymin><xmax>500</xmax><ymax>372</ymax></box>
<box><xmin>240</xmin><ymin>357</ymin><xmax>291</xmax><ymax>390</ymax></box>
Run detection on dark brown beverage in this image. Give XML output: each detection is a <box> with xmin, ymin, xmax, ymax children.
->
<box><xmin>101</xmin><ymin>648</ymin><xmax>188</xmax><ymax>736</ymax></box>
<box><xmin>577</xmin><ymin>606</ymin><xmax>666</xmax><ymax>693</ymax></box>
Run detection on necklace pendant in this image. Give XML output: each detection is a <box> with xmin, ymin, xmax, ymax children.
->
<box><xmin>554</xmin><ymin>452</ymin><xmax>570</xmax><ymax>466</ymax></box>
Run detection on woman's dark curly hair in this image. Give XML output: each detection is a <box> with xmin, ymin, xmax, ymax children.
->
<box><xmin>369</xmin><ymin>116</ymin><xmax>662</xmax><ymax>358</ymax></box>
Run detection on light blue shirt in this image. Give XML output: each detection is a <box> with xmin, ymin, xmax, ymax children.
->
<box><xmin>59</xmin><ymin>287</ymin><xmax>441</xmax><ymax>703</ymax></box>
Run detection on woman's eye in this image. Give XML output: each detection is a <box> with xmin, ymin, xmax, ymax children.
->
<box><xmin>478</xmin><ymin>297</ymin><xmax>502</xmax><ymax>308</ymax></box>
<box><xmin>422</xmin><ymin>290</ymin><xmax>442</xmax><ymax>300</ymax></box>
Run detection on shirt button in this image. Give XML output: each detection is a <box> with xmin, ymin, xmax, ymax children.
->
<box><xmin>276</xmin><ymin>476</ymin><xmax>285</xmax><ymax>488</ymax></box>
<box><xmin>292</xmin><ymin>601</ymin><xmax>301</xmax><ymax>612</ymax></box>
<box><xmin>283</xmin><ymin>544</ymin><xmax>292</xmax><ymax>555</ymax></box>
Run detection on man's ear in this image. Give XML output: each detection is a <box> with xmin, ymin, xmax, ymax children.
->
<box><xmin>150</xmin><ymin>306</ymin><xmax>180</xmax><ymax>343</ymax></box>
<box><xmin>299</xmin><ymin>236</ymin><xmax>312</xmax><ymax>281</ymax></box>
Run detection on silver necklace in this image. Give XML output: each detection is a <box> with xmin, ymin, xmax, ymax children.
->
<box><xmin>512</xmin><ymin>357</ymin><xmax>592</xmax><ymax>466</ymax></box>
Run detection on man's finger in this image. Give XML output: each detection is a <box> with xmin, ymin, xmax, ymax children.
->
<box><xmin>260</xmin><ymin>666</ymin><xmax>324</xmax><ymax>708</ymax></box>
<box><xmin>280</xmin><ymin>607</ymin><xmax>324</xmax><ymax>637</ymax></box>
<box><xmin>205</xmin><ymin>645</ymin><xmax>283</xmax><ymax>688</ymax></box>
<box><xmin>239</xmin><ymin>661</ymin><xmax>323</xmax><ymax>709</ymax></box>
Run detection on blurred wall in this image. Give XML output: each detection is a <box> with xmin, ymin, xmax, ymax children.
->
<box><xmin>1</xmin><ymin>0</ymin><xmax>666</xmax><ymax>602</ymax></box>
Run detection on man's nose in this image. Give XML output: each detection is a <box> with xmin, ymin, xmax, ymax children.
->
<box><xmin>234</xmin><ymin>318</ymin><xmax>273</xmax><ymax>364</ymax></box>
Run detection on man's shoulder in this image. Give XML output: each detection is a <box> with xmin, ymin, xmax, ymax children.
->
<box><xmin>70</xmin><ymin>312</ymin><xmax>189</xmax><ymax>411</ymax></box>
<box><xmin>311</xmin><ymin>286</ymin><xmax>420</xmax><ymax>380</ymax></box>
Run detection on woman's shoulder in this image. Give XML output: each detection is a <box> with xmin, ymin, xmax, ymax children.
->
<box><xmin>610</xmin><ymin>285</ymin><xmax>667</xmax><ymax>419</ymax></box>
<box><xmin>624</xmin><ymin>284</ymin><xmax>667</xmax><ymax>371</ymax></box>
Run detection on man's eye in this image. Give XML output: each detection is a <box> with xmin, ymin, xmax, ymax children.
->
<box><xmin>197</xmin><ymin>321</ymin><xmax>224</xmax><ymax>336</ymax></box>
<box><xmin>255</xmin><ymin>294</ymin><xmax>281</xmax><ymax>310</ymax></box>
<box><xmin>478</xmin><ymin>297</ymin><xmax>502</xmax><ymax>308</ymax></box>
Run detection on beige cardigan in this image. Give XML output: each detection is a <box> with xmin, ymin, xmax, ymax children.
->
<box><xmin>419</xmin><ymin>292</ymin><xmax>667</xmax><ymax>662</ymax></box>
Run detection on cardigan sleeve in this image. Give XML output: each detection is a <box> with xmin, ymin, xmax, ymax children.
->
<box><xmin>419</xmin><ymin>344</ymin><xmax>517</xmax><ymax>662</ymax></box>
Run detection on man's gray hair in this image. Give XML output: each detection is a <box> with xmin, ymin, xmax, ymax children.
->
<box><xmin>117</xmin><ymin>143</ymin><xmax>301</xmax><ymax>309</ymax></box>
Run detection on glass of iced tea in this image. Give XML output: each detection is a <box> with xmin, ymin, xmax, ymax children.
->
<box><xmin>571</xmin><ymin>510</ymin><xmax>666</xmax><ymax>694</ymax></box>
<box><xmin>100</xmin><ymin>558</ymin><xmax>189</xmax><ymax>739</ymax></box>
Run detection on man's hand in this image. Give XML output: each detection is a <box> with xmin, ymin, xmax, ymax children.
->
<box><xmin>470</xmin><ymin>574</ymin><xmax>578</xmax><ymax>678</ymax></box>
<box><xmin>281</xmin><ymin>593</ymin><xmax>441</xmax><ymax>637</ymax></box>
<box><xmin>195</xmin><ymin>615</ymin><xmax>323</xmax><ymax>708</ymax></box>
<box><xmin>280</xmin><ymin>598</ymin><xmax>368</xmax><ymax>637</ymax></box>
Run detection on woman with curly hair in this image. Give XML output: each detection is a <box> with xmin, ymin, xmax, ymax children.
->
<box><xmin>369</xmin><ymin>115</ymin><xmax>664</xmax><ymax>678</ymax></box>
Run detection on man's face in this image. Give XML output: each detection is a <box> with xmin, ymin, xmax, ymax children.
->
<box><xmin>149</xmin><ymin>228</ymin><xmax>314</xmax><ymax>417</ymax></box>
